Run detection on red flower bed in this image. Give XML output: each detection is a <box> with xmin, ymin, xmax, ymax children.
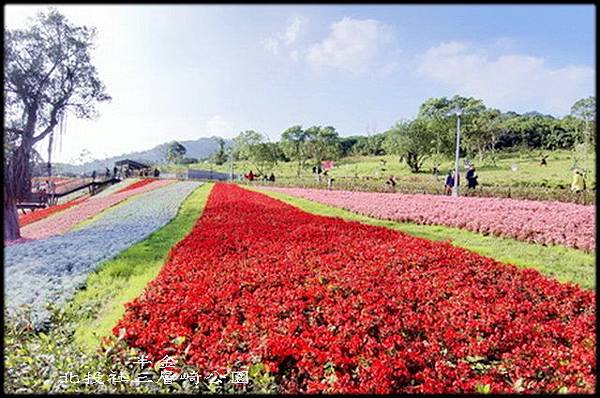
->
<box><xmin>18</xmin><ymin>196</ymin><xmax>88</xmax><ymax>227</ymax></box>
<box><xmin>115</xmin><ymin>183</ymin><xmax>595</xmax><ymax>394</ymax></box>
<box><xmin>115</xmin><ymin>178</ymin><xmax>156</xmax><ymax>194</ymax></box>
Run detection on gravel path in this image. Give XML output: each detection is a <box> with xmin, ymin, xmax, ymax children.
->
<box><xmin>4</xmin><ymin>181</ymin><xmax>201</xmax><ymax>329</ymax></box>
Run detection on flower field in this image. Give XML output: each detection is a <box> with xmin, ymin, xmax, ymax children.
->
<box><xmin>93</xmin><ymin>178</ymin><xmax>140</xmax><ymax>198</ymax></box>
<box><xmin>115</xmin><ymin>184</ymin><xmax>595</xmax><ymax>394</ymax></box>
<box><xmin>4</xmin><ymin>181</ymin><xmax>201</xmax><ymax>329</ymax></box>
<box><xmin>115</xmin><ymin>177</ymin><xmax>157</xmax><ymax>194</ymax></box>
<box><xmin>18</xmin><ymin>195</ymin><xmax>89</xmax><ymax>227</ymax></box>
<box><xmin>13</xmin><ymin>179</ymin><xmax>173</xmax><ymax>242</ymax></box>
<box><xmin>262</xmin><ymin>187</ymin><xmax>595</xmax><ymax>252</ymax></box>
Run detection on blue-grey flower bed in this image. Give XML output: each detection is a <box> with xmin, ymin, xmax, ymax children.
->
<box><xmin>4</xmin><ymin>181</ymin><xmax>201</xmax><ymax>329</ymax></box>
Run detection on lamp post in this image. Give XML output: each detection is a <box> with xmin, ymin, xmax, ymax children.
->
<box><xmin>452</xmin><ymin>109</ymin><xmax>462</xmax><ymax>197</ymax></box>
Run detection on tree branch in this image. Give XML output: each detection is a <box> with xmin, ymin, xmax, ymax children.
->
<box><xmin>32</xmin><ymin>101</ymin><xmax>63</xmax><ymax>144</ymax></box>
<box><xmin>5</xmin><ymin>127</ymin><xmax>26</xmax><ymax>136</ymax></box>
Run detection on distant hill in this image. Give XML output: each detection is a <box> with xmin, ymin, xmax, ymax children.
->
<box><xmin>52</xmin><ymin>136</ymin><xmax>233</xmax><ymax>175</ymax></box>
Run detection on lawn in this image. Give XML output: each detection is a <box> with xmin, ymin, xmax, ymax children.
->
<box><xmin>162</xmin><ymin>149</ymin><xmax>596</xmax><ymax>190</ymax></box>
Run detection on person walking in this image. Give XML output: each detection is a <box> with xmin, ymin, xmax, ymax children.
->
<box><xmin>384</xmin><ymin>175</ymin><xmax>397</xmax><ymax>192</ymax></box>
<box><xmin>269</xmin><ymin>173</ymin><xmax>275</xmax><ymax>182</ymax></box>
<box><xmin>444</xmin><ymin>171</ymin><xmax>454</xmax><ymax>195</ymax></box>
<box><xmin>466</xmin><ymin>164</ymin><xmax>478</xmax><ymax>189</ymax></box>
<box><xmin>571</xmin><ymin>169</ymin><xmax>586</xmax><ymax>193</ymax></box>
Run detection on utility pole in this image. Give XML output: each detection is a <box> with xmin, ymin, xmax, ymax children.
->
<box><xmin>452</xmin><ymin>110</ymin><xmax>462</xmax><ymax>197</ymax></box>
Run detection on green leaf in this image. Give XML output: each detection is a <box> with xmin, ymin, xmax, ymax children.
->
<box><xmin>475</xmin><ymin>383</ymin><xmax>491</xmax><ymax>394</ymax></box>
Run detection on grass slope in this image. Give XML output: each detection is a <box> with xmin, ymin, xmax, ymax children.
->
<box><xmin>164</xmin><ymin>149</ymin><xmax>596</xmax><ymax>189</ymax></box>
<box><xmin>72</xmin><ymin>183</ymin><xmax>213</xmax><ymax>351</ymax></box>
<box><xmin>252</xmin><ymin>187</ymin><xmax>595</xmax><ymax>290</ymax></box>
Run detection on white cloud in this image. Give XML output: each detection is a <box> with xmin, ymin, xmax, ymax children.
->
<box><xmin>262</xmin><ymin>37</ymin><xmax>280</xmax><ymax>55</ymax></box>
<box><xmin>205</xmin><ymin>115</ymin><xmax>235</xmax><ymax>138</ymax></box>
<box><xmin>284</xmin><ymin>15</ymin><xmax>305</xmax><ymax>45</ymax></box>
<box><xmin>495</xmin><ymin>36</ymin><xmax>515</xmax><ymax>50</ymax></box>
<box><xmin>290</xmin><ymin>49</ymin><xmax>300</xmax><ymax>62</ymax></box>
<box><xmin>417</xmin><ymin>41</ymin><xmax>595</xmax><ymax>115</ymax></box>
<box><xmin>305</xmin><ymin>17</ymin><xmax>396</xmax><ymax>74</ymax></box>
<box><xmin>262</xmin><ymin>15</ymin><xmax>307</xmax><ymax>58</ymax></box>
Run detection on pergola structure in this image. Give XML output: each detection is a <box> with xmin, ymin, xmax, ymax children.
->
<box><xmin>114</xmin><ymin>159</ymin><xmax>150</xmax><ymax>177</ymax></box>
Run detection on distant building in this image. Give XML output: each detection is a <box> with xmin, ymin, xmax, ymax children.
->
<box><xmin>115</xmin><ymin>159</ymin><xmax>150</xmax><ymax>177</ymax></box>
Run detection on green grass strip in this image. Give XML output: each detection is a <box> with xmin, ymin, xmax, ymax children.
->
<box><xmin>251</xmin><ymin>187</ymin><xmax>595</xmax><ymax>290</ymax></box>
<box><xmin>72</xmin><ymin>183</ymin><xmax>214</xmax><ymax>352</ymax></box>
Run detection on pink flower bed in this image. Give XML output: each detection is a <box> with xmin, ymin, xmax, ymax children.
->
<box><xmin>263</xmin><ymin>187</ymin><xmax>595</xmax><ymax>252</ymax></box>
<box><xmin>15</xmin><ymin>179</ymin><xmax>174</xmax><ymax>242</ymax></box>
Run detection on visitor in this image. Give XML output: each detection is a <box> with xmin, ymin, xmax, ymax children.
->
<box><xmin>571</xmin><ymin>169</ymin><xmax>586</xmax><ymax>193</ymax></box>
<box><xmin>385</xmin><ymin>175</ymin><xmax>397</xmax><ymax>192</ymax></box>
<box><xmin>466</xmin><ymin>164</ymin><xmax>478</xmax><ymax>189</ymax></box>
<box><xmin>324</xmin><ymin>170</ymin><xmax>334</xmax><ymax>189</ymax></box>
<box><xmin>245</xmin><ymin>170</ymin><xmax>255</xmax><ymax>181</ymax></box>
<box><xmin>312</xmin><ymin>166</ymin><xmax>317</xmax><ymax>174</ymax></box>
<box><xmin>444</xmin><ymin>171</ymin><xmax>454</xmax><ymax>195</ymax></box>
<box><xmin>269</xmin><ymin>173</ymin><xmax>275</xmax><ymax>182</ymax></box>
<box><xmin>380</xmin><ymin>159</ymin><xmax>387</xmax><ymax>173</ymax></box>
<box><xmin>540</xmin><ymin>154</ymin><xmax>548</xmax><ymax>167</ymax></box>
<box><xmin>113</xmin><ymin>166</ymin><xmax>118</xmax><ymax>178</ymax></box>
<box><xmin>153</xmin><ymin>168</ymin><xmax>160</xmax><ymax>178</ymax></box>
<box><xmin>39</xmin><ymin>185</ymin><xmax>48</xmax><ymax>205</ymax></box>
<box><xmin>47</xmin><ymin>180</ymin><xmax>56</xmax><ymax>198</ymax></box>
<box><xmin>105</xmin><ymin>167</ymin><xmax>111</xmax><ymax>179</ymax></box>
<box><xmin>91</xmin><ymin>170</ymin><xmax>97</xmax><ymax>181</ymax></box>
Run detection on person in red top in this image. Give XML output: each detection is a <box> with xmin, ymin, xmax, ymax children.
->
<box><xmin>245</xmin><ymin>170</ymin><xmax>255</xmax><ymax>181</ymax></box>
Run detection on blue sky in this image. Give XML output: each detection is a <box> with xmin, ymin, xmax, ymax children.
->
<box><xmin>4</xmin><ymin>4</ymin><xmax>595</xmax><ymax>163</ymax></box>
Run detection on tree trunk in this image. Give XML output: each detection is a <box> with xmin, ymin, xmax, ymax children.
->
<box><xmin>405</xmin><ymin>152</ymin><xmax>421</xmax><ymax>173</ymax></box>
<box><xmin>4</xmin><ymin>139</ymin><xmax>34</xmax><ymax>240</ymax></box>
<box><xmin>4</xmin><ymin>198</ymin><xmax>20</xmax><ymax>240</ymax></box>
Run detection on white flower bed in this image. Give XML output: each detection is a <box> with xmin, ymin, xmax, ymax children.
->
<box><xmin>4</xmin><ymin>181</ymin><xmax>201</xmax><ymax>329</ymax></box>
<box><xmin>93</xmin><ymin>178</ymin><xmax>140</xmax><ymax>198</ymax></box>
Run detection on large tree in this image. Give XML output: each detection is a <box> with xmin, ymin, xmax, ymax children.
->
<box><xmin>280</xmin><ymin>125</ymin><xmax>308</xmax><ymax>176</ymax></box>
<box><xmin>4</xmin><ymin>9</ymin><xmax>110</xmax><ymax>239</ymax></box>
<box><xmin>304</xmin><ymin>125</ymin><xmax>342</xmax><ymax>165</ymax></box>
<box><xmin>232</xmin><ymin>130</ymin><xmax>265</xmax><ymax>161</ymax></box>
<box><xmin>247</xmin><ymin>142</ymin><xmax>283</xmax><ymax>176</ymax></box>
<box><xmin>383</xmin><ymin>119</ymin><xmax>434</xmax><ymax>173</ymax></box>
